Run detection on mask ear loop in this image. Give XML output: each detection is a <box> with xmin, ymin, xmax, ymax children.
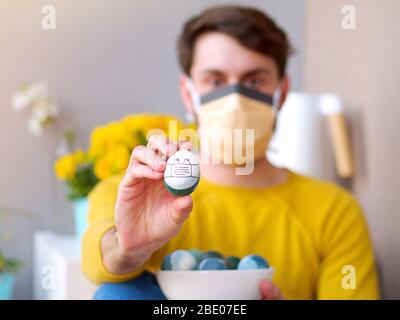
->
<box><xmin>185</xmin><ymin>111</ymin><xmax>196</xmax><ymax>123</ymax></box>
<box><xmin>272</xmin><ymin>81</ymin><xmax>282</xmax><ymax>111</ymax></box>
<box><xmin>185</xmin><ymin>79</ymin><xmax>201</xmax><ymax>124</ymax></box>
<box><xmin>272</xmin><ymin>80</ymin><xmax>283</xmax><ymax>132</ymax></box>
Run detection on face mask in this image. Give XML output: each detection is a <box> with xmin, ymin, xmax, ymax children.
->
<box><xmin>186</xmin><ymin>80</ymin><xmax>281</xmax><ymax>165</ymax></box>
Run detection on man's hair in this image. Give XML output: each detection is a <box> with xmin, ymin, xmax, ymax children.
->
<box><xmin>177</xmin><ymin>5</ymin><xmax>293</xmax><ymax>78</ymax></box>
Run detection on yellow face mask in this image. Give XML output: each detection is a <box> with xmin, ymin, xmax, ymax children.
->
<box><xmin>188</xmin><ymin>83</ymin><xmax>280</xmax><ymax>166</ymax></box>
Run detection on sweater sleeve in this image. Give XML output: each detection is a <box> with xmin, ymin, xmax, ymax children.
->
<box><xmin>316</xmin><ymin>193</ymin><xmax>380</xmax><ymax>299</ymax></box>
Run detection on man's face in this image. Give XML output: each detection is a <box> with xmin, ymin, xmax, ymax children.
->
<box><xmin>180</xmin><ymin>31</ymin><xmax>288</xmax><ymax>111</ymax></box>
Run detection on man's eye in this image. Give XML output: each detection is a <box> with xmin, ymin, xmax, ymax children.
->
<box><xmin>244</xmin><ymin>78</ymin><xmax>262</xmax><ymax>89</ymax></box>
<box><xmin>208</xmin><ymin>78</ymin><xmax>223</xmax><ymax>87</ymax></box>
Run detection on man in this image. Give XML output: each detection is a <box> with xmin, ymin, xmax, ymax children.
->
<box><xmin>82</xmin><ymin>5</ymin><xmax>380</xmax><ymax>299</ymax></box>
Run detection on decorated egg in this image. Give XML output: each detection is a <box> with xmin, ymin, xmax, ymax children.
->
<box><xmin>198</xmin><ymin>258</ymin><xmax>228</xmax><ymax>270</ymax></box>
<box><xmin>163</xmin><ymin>149</ymin><xmax>200</xmax><ymax>196</ymax></box>
<box><xmin>161</xmin><ymin>254</ymin><xmax>172</xmax><ymax>270</ymax></box>
<box><xmin>188</xmin><ymin>249</ymin><xmax>203</xmax><ymax>263</ymax></box>
<box><xmin>200</xmin><ymin>250</ymin><xmax>224</xmax><ymax>261</ymax></box>
<box><xmin>225</xmin><ymin>256</ymin><xmax>241</xmax><ymax>269</ymax></box>
<box><xmin>237</xmin><ymin>254</ymin><xmax>269</xmax><ymax>270</ymax></box>
<box><xmin>170</xmin><ymin>250</ymin><xmax>197</xmax><ymax>271</ymax></box>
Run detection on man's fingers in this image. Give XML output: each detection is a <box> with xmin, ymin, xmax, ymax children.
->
<box><xmin>169</xmin><ymin>195</ymin><xmax>193</xmax><ymax>225</ymax></box>
<box><xmin>120</xmin><ymin>163</ymin><xmax>164</xmax><ymax>191</ymax></box>
<box><xmin>147</xmin><ymin>135</ymin><xmax>178</xmax><ymax>159</ymax></box>
<box><xmin>131</xmin><ymin>145</ymin><xmax>166</xmax><ymax>172</ymax></box>
<box><xmin>260</xmin><ymin>279</ymin><xmax>284</xmax><ymax>300</ymax></box>
<box><xmin>130</xmin><ymin>163</ymin><xmax>164</xmax><ymax>180</ymax></box>
<box><xmin>178</xmin><ymin>140</ymin><xmax>193</xmax><ymax>151</ymax></box>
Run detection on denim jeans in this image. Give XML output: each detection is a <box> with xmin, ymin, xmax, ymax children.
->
<box><xmin>93</xmin><ymin>271</ymin><xmax>167</xmax><ymax>300</ymax></box>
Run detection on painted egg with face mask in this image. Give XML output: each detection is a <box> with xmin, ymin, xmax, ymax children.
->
<box><xmin>163</xmin><ymin>149</ymin><xmax>200</xmax><ymax>197</ymax></box>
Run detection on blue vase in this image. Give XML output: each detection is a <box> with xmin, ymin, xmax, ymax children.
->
<box><xmin>73</xmin><ymin>198</ymin><xmax>89</xmax><ymax>244</ymax></box>
<box><xmin>0</xmin><ymin>272</ymin><xmax>15</xmax><ymax>300</ymax></box>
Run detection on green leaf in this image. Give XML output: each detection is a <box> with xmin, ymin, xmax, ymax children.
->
<box><xmin>135</xmin><ymin>130</ymin><xmax>148</xmax><ymax>146</ymax></box>
<box><xmin>0</xmin><ymin>250</ymin><xmax>21</xmax><ymax>273</ymax></box>
<box><xmin>66</xmin><ymin>163</ymin><xmax>99</xmax><ymax>200</ymax></box>
<box><xmin>0</xmin><ymin>252</ymin><xmax>5</xmax><ymax>271</ymax></box>
<box><xmin>5</xmin><ymin>259</ymin><xmax>21</xmax><ymax>273</ymax></box>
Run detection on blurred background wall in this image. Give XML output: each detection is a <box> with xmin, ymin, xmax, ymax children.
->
<box><xmin>0</xmin><ymin>0</ymin><xmax>305</xmax><ymax>299</ymax></box>
<box><xmin>304</xmin><ymin>0</ymin><xmax>400</xmax><ymax>299</ymax></box>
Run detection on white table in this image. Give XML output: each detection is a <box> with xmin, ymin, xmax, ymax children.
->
<box><xmin>33</xmin><ymin>231</ymin><xmax>97</xmax><ymax>300</ymax></box>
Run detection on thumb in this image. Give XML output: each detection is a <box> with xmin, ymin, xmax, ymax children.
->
<box><xmin>260</xmin><ymin>279</ymin><xmax>284</xmax><ymax>300</ymax></box>
<box><xmin>169</xmin><ymin>195</ymin><xmax>193</xmax><ymax>225</ymax></box>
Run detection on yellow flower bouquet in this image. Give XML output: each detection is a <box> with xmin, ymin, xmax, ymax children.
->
<box><xmin>54</xmin><ymin>113</ymin><xmax>187</xmax><ymax>200</ymax></box>
<box><xmin>54</xmin><ymin>149</ymin><xmax>97</xmax><ymax>200</ymax></box>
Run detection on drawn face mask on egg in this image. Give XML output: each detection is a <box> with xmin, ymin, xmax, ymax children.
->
<box><xmin>163</xmin><ymin>149</ymin><xmax>200</xmax><ymax>197</ymax></box>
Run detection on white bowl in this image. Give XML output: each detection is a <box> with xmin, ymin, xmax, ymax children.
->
<box><xmin>156</xmin><ymin>267</ymin><xmax>275</xmax><ymax>300</ymax></box>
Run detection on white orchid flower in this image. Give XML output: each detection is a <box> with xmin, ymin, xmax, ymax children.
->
<box><xmin>12</xmin><ymin>82</ymin><xmax>49</xmax><ymax>111</ymax></box>
<box><xmin>12</xmin><ymin>82</ymin><xmax>60</xmax><ymax>137</ymax></box>
<box><xmin>31</xmin><ymin>97</ymin><xmax>59</xmax><ymax>121</ymax></box>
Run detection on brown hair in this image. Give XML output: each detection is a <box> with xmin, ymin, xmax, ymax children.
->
<box><xmin>177</xmin><ymin>5</ymin><xmax>293</xmax><ymax>77</ymax></box>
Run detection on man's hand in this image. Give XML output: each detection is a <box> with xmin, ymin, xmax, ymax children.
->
<box><xmin>260</xmin><ymin>279</ymin><xmax>285</xmax><ymax>300</ymax></box>
<box><xmin>101</xmin><ymin>135</ymin><xmax>194</xmax><ymax>275</ymax></box>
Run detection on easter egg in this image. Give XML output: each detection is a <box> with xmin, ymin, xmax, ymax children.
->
<box><xmin>170</xmin><ymin>250</ymin><xmax>197</xmax><ymax>271</ymax></box>
<box><xmin>237</xmin><ymin>254</ymin><xmax>269</xmax><ymax>270</ymax></box>
<box><xmin>188</xmin><ymin>249</ymin><xmax>203</xmax><ymax>263</ymax></box>
<box><xmin>193</xmin><ymin>262</ymin><xmax>201</xmax><ymax>270</ymax></box>
<box><xmin>198</xmin><ymin>258</ymin><xmax>228</xmax><ymax>270</ymax></box>
<box><xmin>163</xmin><ymin>150</ymin><xmax>200</xmax><ymax>197</ymax></box>
<box><xmin>225</xmin><ymin>256</ymin><xmax>241</xmax><ymax>269</ymax></box>
<box><xmin>161</xmin><ymin>254</ymin><xmax>172</xmax><ymax>270</ymax></box>
<box><xmin>200</xmin><ymin>250</ymin><xmax>224</xmax><ymax>261</ymax></box>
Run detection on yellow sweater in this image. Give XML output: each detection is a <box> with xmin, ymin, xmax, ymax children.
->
<box><xmin>82</xmin><ymin>171</ymin><xmax>380</xmax><ymax>299</ymax></box>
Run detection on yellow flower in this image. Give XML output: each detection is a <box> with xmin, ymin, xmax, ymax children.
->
<box><xmin>124</xmin><ymin>113</ymin><xmax>186</xmax><ymax>142</ymax></box>
<box><xmin>108</xmin><ymin>144</ymin><xmax>130</xmax><ymax>173</ymax></box>
<box><xmin>54</xmin><ymin>154</ymin><xmax>77</xmax><ymax>180</ymax></box>
<box><xmin>94</xmin><ymin>156</ymin><xmax>111</xmax><ymax>181</ymax></box>
<box><xmin>89</xmin><ymin>113</ymin><xmax>190</xmax><ymax>180</ymax></box>
<box><xmin>89</xmin><ymin>120</ymin><xmax>139</xmax><ymax>160</ymax></box>
<box><xmin>122</xmin><ymin>114</ymin><xmax>149</xmax><ymax>133</ymax></box>
<box><xmin>93</xmin><ymin>144</ymin><xmax>130</xmax><ymax>180</ymax></box>
<box><xmin>88</xmin><ymin>126</ymin><xmax>107</xmax><ymax>159</ymax></box>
